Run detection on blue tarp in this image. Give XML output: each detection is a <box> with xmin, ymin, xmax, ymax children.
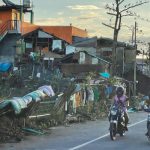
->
<box><xmin>127</xmin><ymin>108</ymin><xmax>138</xmax><ymax>113</ymax></box>
<box><xmin>100</xmin><ymin>72</ymin><xmax>110</xmax><ymax>79</ymax></box>
<box><xmin>0</xmin><ymin>62</ymin><xmax>12</xmax><ymax>72</ymax></box>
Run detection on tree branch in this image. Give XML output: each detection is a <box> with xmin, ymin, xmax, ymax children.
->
<box><xmin>122</xmin><ymin>14</ymin><xmax>134</xmax><ymax>17</ymax></box>
<box><xmin>107</xmin><ymin>12</ymin><xmax>117</xmax><ymax>16</ymax></box>
<box><xmin>118</xmin><ymin>0</ymin><xmax>125</xmax><ymax>5</ymax></box>
<box><xmin>106</xmin><ymin>5</ymin><xmax>116</xmax><ymax>12</ymax></box>
<box><xmin>120</xmin><ymin>1</ymin><xmax>149</xmax><ymax>13</ymax></box>
<box><xmin>102</xmin><ymin>23</ymin><xmax>115</xmax><ymax>29</ymax></box>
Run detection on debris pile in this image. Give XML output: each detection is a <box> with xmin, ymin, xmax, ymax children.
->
<box><xmin>0</xmin><ymin>85</ymin><xmax>55</xmax><ymax>143</ymax></box>
<box><xmin>0</xmin><ymin>69</ymin><xmax>139</xmax><ymax>143</ymax></box>
<box><xmin>0</xmin><ymin>116</ymin><xmax>24</xmax><ymax>142</ymax></box>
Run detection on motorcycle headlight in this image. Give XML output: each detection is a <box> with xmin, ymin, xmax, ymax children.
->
<box><xmin>111</xmin><ymin>110</ymin><xmax>117</xmax><ymax>115</ymax></box>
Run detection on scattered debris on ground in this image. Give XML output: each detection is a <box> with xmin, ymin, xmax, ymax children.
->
<box><xmin>0</xmin><ymin>65</ymin><xmax>148</xmax><ymax>143</ymax></box>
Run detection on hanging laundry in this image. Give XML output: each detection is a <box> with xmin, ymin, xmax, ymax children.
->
<box><xmin>75</xmin><ymin>92</ymin><xmax>81</xmax><ymax>108</ymax></box>
<box><xmin>70</xmin><ymin>94</ymin><xmax>76</xmax><ymax>113</ymax></box>
<box><xmin>86</xmin><ymin>86</ymin><xmax>94</xmax><ymax>102</ymax></box>
<box><xmin>105</xmin><ymin>85</ymin><xmax>113</xmax><ymax>98</ymax></box>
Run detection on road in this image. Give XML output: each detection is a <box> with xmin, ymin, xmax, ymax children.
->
<box><xmin>0</xmin><ymin>111</ymin><xmax>149</xmax><ymax>150</ymax></box>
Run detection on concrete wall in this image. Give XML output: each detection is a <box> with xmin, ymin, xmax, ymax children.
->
<box><xmin>0</xmin><ymin>33</ymin><xmax>21</xmax><ymax>62</ymax></box>
<box><xmin>60</xmin><ymin>64</ymin><xmax>104</xmax><ymax>76</ymax></box>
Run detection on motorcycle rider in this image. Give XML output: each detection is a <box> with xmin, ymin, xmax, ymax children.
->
<box><xmin>145</xmin><ymin>94</ymin><xmax>150</xmax><ymax>136</ymax></box>
<box><xmin>113</xmin><ymin>86</ymin><xmax>129</xmax><ymax>131</ymax></box>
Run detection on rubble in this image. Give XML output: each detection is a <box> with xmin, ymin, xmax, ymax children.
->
<box><xmin>0</xmin><ymin>84</ymin><xmax>55</xmax><ymax>143</ymax></box>
<box><xmin>0</xmin><ymin>66</ymin><xmax>141</xmax><ymax>143</ymax></box>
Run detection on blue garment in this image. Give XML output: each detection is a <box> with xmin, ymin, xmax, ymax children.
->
<box><xmin>105</xmin><ymin>86</ymin><xmax>113</xmax><ymax>96</ymax></box>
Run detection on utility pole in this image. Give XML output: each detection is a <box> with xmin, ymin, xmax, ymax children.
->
<box><xmin>131</xmin><ymin>26</ymin><xmax>134</xmax><ymax>45</ymax></box>
<box><xmin>148</xmin><ymin>42</ymin><xmax>150</xmax><ymax>77</ymax></box>
<box><xmin>20</xmin><ymin>0</ymin><xmax>24</xmax><ymax>56</ymax></box>
<box><xmin>133</xmin><ymin>21</ymin><xmax>137</xmax><ymax>96</ymax></box>
<box><xmin>20</xmin><ymin>0</ymin><xmax>23</xmax><ymax>22</ymax></box>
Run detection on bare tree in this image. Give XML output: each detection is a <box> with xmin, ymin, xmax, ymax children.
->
<box><xmin>103</xmin><ymin>0</ymin><xmax>149</xmax><ymax>75</ymax></box>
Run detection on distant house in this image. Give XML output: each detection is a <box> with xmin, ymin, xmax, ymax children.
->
<box><xmin>60</xmin><ymin>51</ymin><xmax>111</xmax><ymax>75</ymax></box>
<box><xmin>70</xmin><ymin>37</ymin><xmax>97</xmax><ymax>55</ymax></box>
<box><xmin>97</xmin><ymin>37</ymin><xmax>136</xmax><ymax>75</ymax></box>
<box><xmin>63</xmin><ymin>37</ymin><xmax>136</xmax><ymax>75</ymax></box>
<box><xmin>22</xmin><ymin>28</ymin><xmax>68</xmax><ymax>55</ymax></box>
<box><xmin>0</xmin><ymin>2</ymin><xmax>88</xmax><ymax>63</ymax></box>
<box><xmin>22</xmin><ymin>23</ymin><xmax>88</xmax><ymax>44</ymax></box>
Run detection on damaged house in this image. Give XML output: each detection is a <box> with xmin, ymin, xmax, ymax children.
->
<box><xmin>59</xmin><ymin>37</ymin><xmax>136</xmax><ymax>76</ymax></box>
<box><xmin>0</xmin><ymin>0</ymin><xmax>88</xmax><ymax>66</ymax></box>
<box><xmin>60</xmin><ymin>51</ymin><xmax>111</xmax><ymax>75</ymax></box>
<box><xmin>97</xmin><ymin>37</ymin><xmax>136</xmax><ymax>75</ymax></box>
<box><xmin>60</xmin><ymin>37</ymin><xmax>111</xmax><ymax>75</ymax></box>
<box><xmin>22</xmin><ymin>28</ymin><xmax>67</xmax><ymax>72</ymax></box>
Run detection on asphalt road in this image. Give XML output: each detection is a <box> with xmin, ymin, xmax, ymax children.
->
<box><xmin>0</xmin><ymin>111</ymin><xmax>149</xmax><ymax>150</ymax></box>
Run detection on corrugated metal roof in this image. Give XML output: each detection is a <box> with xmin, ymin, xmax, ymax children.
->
<box><xmin>22</xmin><ymin>23</ymin><xmax>88</xmax><ymax>44</ymax></box>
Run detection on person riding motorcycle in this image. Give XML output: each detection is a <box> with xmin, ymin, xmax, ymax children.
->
<box><xmin>145</xmin><ymin>94</ymin><xmax>150</xmax><ymax>136</ymax></box>
<box><xmin>113</xmin><ymin>86</ymin><xmax>129</xmax><ymax>131</ymax></box>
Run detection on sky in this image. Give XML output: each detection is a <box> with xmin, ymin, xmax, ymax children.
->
<box><xmin>0</xmin><ymin>0</ymin><xmax>150</xmax><ymax>51</ymax></box>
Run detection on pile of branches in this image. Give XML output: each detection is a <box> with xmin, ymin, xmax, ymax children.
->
<box><xmin>0</xmin><ymin>116</ymin><xmax>24</xmax><ymax>143</ymax></box>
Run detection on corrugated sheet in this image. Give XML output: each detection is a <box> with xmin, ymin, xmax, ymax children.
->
<box><xmin>22</xmin><ymin>23</ymin><xmax>88</xmax><ymax>44</ymax></box>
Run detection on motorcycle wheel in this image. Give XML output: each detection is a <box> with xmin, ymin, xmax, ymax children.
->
<box><xmin>118</xmin><ymin>123</ymin><xmax>124</xmax><ymax>136</ymax></box>
<box><xmin>148</xmin><ymin>124</ymin><xmax>150</xmax><ymax>141</ymax></box>
<box><xmin>120</xmin><ymin>125</ymin><xmax>125</xmax><ymax>136</ymax></box>
<box><xmin>110</xmin><ymin>123</ymin><xmax>117</xmax><ymax>140</ymax></box>
<box><xmin>119</xmin><ymin>131</ymin><xmax>124</xmax><ymax>136</ymax></box>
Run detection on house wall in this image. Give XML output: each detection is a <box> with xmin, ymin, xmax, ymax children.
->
<box><xmin>0</xmin><ymin>33</ymin><xmax>21</xmax><ymax>62</ymax></box>
<box><xmin>0</xmin><ymin>9</ymin><xmax>20</xmax><ymax>28</ymax></box>
<box><xmin>85</xmin><ymin>54</ymin><xmax>92</xmax><ymax>64</ymax></box>
<box><xmin>0</xmin><ymin>10</ymin><xmax>12</xmax><ymax>28</ymax></box>
<box><xmin>12</xmin><ymin>9</ymin><xmax>21</xmax><ymax>21</ymax></box>
<box><xmin>73</xmin><ymin>52</ymin><xmax>93</xmax><ymax>64</ymax></box>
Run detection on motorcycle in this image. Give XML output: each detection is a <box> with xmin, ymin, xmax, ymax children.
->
<box><xmin>143</xmin><ymin>105</ymin><xmax>150</xmax><ymax>141</ymax></box>
<box><xmin>109</xmin><ymin>104</ymin><xmax>126</xmax><ymax>140</ymax></box>
<box><xmin>146</xmin><ymin>113</ymin><xmax>150</xmax><ymax>141</ymax></box>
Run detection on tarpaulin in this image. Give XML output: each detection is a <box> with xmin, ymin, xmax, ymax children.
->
<box><xmin>26</xmin><ymin>92</ymin><xmax>41</xmax><ymax>102</ymax></box>
<box><xmin>0</xmin><ymin>85</ymin><xmax>55</xmax><ymax>115</ymax></box>
<box><xmin>0</xmin><ymin>97</ymin><xmax>27</xmax><ymax>114</ymax></box>
<box><xmin>0</xmin><ymin>62</ymin><xmax>12</xmax><ymax>72</ymax></box>
<box><xmin>100</xmin><ymin>72</ymin><xmax>110</xmax><ymax>79</ymax></box>
<box><xmin>22</xmin><ymin>95</ymin><xmax>33</xmax><ymax>105</ymax></box>
<box><xmin>38</xmin><ymin>85</ymin><xmax>55</xmax><ymax>97</ymax></box>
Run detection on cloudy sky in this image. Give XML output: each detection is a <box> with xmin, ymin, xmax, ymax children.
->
<box><xmin>1</xmin><ymin>0</ymin><xmax>150</xmax><ymax>47</ymax></box>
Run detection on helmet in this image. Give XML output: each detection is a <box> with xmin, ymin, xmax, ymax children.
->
<box><xmin>116</xmin><ymin>86</ymin><xmax>124</xmax><ymax>97</ymax></box>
